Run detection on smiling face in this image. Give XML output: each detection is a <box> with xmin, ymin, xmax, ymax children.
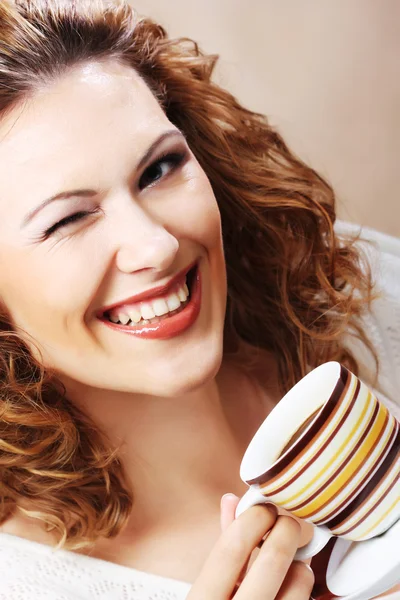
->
<box><xmin>0</xmin><ymin>60</ymin><xmax>227</xmax><ymax>397</ymax></box>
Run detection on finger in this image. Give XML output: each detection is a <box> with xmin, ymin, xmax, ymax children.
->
<box><xmin>234</xmin><ymin>502</ymin><xmax>279</xmax><ymax>586</ymax></box>
<box><xmin>275</xmin><ymin>561</ymin><xmax>315</xmax><ymax>599</ymax></box>
<box><xmin>235</xmin><ymin>515</ymin><xmax>302</xmax><ymax>599</ymax></box>
<box><xmin>220</xmin><ymin>494</ymin><xmax>240</xmax><ymax>532</ymax></box>
<box><xmin>220</xmin><ymin>494</ymin><xmax>250</xmax><ymax>595</ymax></box>
<box><xmin>189</xmin><ymin>504</ymin><xmax>278</xmax><ymax>600</ymax></box>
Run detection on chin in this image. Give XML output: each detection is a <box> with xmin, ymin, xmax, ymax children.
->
<box><xmin>161</xmin><ymin>355</ymin><xmax>222</xmax><ymax>398</ymax></box>
<box><xmin>57</xmin><ymin>318</ymin><xmax>226</xmax><ymax>398</ymax></box>
<box><xmin>139</xmin><ymin>336</ymin><xmax>224</xmax><ymax>398</ymax></box>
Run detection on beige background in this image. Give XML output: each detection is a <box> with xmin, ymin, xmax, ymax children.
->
<box><xmin>131</xmin><ymin>0</ymin><xmax>400</xmax><ymax>237</ymax></box>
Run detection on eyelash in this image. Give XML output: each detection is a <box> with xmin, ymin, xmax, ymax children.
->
<box><xmin>41</xmin><ymin>150</ymin><xmax>187</xmax><ymax>239</ymax></box>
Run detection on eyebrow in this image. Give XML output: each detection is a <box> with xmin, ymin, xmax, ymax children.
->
<box><xmin>21</xmin><ymin>129</ymin><xmax>186</xmax><ymax>228</ymax></box>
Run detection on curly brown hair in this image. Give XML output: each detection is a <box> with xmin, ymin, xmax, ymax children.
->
<box><xmin>0</xmin><ymin>0</ymin><xmax>378</xmax><ymax>551</ymax></box>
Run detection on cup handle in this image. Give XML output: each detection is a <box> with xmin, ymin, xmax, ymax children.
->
<box><xmin>294</xmin><ymin>525</ymin><xmax>332</xmax><ymax>560</ymax></box>
<box><xmin>235</xmin><ymin>485</ymin><xmax>269</xmax><ymax>519</ymax></box>
<box><xmin>235</xmin><ymin>486</ymin><xmax>332</xmax><ymax>559</ymax></box>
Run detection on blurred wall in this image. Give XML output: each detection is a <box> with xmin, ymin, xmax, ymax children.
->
<box><xmin>131</xmin><ymin>0</ymin><xmax>400</xmax><ymax>237</ymax></box>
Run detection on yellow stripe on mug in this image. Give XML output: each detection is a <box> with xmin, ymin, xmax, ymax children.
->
<box><xmin>310</xmin><ymin>413</ymin><xmax>397</xmax><ymax>523</ymax></box>
<box><xmin>283</xmin><ymin>392</ymin><xmax>377</xmax><ymax>514</ymax></box>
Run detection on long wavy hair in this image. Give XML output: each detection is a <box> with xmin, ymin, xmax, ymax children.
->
<box><xmin>0</xmin><ymin>0</ymin><xmax>378</xmax><ymax>551</ymax></box>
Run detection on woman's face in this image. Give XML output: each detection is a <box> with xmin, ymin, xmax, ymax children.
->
<box><xmin>0</xmin><ymin>60</ymin><xmax>227</xmax><ymax>397</ymax></box>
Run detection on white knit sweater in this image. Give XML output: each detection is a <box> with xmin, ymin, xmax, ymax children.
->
<box><xmin>0</xmin><ymin>221</ymin><xmax>399</xmax><ymax>600</ymax></box>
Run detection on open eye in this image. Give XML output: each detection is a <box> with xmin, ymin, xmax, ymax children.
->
<box><xmin>139</xmin><ymin>151</ymin><xmax>187</xmax><ymax>190</ymax></box>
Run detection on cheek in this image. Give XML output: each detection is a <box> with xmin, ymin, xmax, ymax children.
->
<box><xmin>177</xmin><ymin>175</ymin><xmax>227</xmax><ymax>298</ymax></box>
<box><xmin>170</xmin><ymin>174</ymin><xmax>222</xmax><ymax>250</ymax></box>
<box><xmin>0</xmin><ymin>245</ymin><xmax>93</xmax><ymax>336</ymax></box>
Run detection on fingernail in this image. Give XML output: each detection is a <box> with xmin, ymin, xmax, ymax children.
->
<box><xmin>220</xmin><ymin>493</ymin><xmax>237</xmax><ymax>507</ymax></box>
<box><xmin>295</xmin><ymin>561</ymin><xmax>313</xmax><ymax>573</ymax></box>
<box><xmin>221</xmin><ymin>493</ymin><xmax>237</xmax><ymax>501</ymax></box>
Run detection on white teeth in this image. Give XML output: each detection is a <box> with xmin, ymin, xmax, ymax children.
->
<box><xmin>177</xmin><ymin>285</ymin><xmax>187</xmax><ymax>302</ymax></box>
<box><xmin>128</xmin><ymin>307</ymin><xmax>142</xmax><ymax>323</ymax></box>
<box><xmin>140</xmin><ymin>303</ymin><xmax>156</xmax><ymax>320</ymax></box>
<box><xmin>166</xmin><ymin>293</ymin><xmax>181</xmax><ymax>311</ymax></box>
<box><xmin>118</xmin><ymin>312</ymin><xmax>130</xmax><ymax>325</ymax></box>
<box><xmin>152</xmin><ymin>298</ymin><xmax>170</xmax><ymax>316</ymax></box>
<box><xmin>106</xmin><ymin>276</ymin><xmax>191</xmax><ymax>325</ymax></box>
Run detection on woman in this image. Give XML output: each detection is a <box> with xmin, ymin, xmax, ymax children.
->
<box><xmin>0</xmin><ymin>1</ymin><xmax>398</xmax><ymax>598</ymax></box>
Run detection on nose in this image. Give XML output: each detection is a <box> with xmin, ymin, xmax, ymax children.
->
<box><xmin>114</xmin><ymin>203</ymin><xmax>179</xmax><ymax>275</ymax></box>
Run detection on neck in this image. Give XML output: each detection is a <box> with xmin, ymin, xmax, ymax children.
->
<box><xmin>65</xmin><ymin>353</ymin><xmax>280</xmax><ymax>530</ymax></box>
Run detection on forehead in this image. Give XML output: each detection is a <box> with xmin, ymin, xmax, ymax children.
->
<box><xmin>0</xmin><ymin>61</ymin><xmax>168</xmax><ymax>195</ymax></box>
<box><xmin>0</xmin><ymin>60</ymin><xmax>166</xmax><ymax>158</ymax></box>
<box><xmin>0</xmin><ymin>60</ymin><xmax>170</xmax><ymax>232</ymax></box>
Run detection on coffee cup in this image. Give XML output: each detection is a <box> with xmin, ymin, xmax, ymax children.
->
<box><xmin>235</xmin><ymin>361</ymin><xmax>400</xmax><ymax>559</ymax></box>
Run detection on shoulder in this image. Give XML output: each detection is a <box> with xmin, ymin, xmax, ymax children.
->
<box><xmin>335</xmin><ymin>219</ymin><xmax>400</xmax><ymax>285</ymax></box>
<box><xmin>335</xmin><ymin>220</ymin><xmax>400</xmax><ymax>411</ymax></box>
<box><xmin>334</xmin><ymin>219</ymin><xmax>400</xmax><ymax>289</ymax></box>
<box><xmin>0</xmin><ymin>535</ymin><xmax>77</xmax><ymax>599</ymax></box>
<box><xmin>0</xmin><ymin>533</ymin><xmax>192</xmax><ymax>600</ymax></box>
<box><xmin>0</xmin><ymin>580</ymin><xmax>76</xmax><ymax>600</ymax></box>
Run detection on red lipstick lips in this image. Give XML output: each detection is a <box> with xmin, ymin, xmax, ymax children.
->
<box><xmin>98</xmin><ymin>261</ymin><xmax>202</xmax><ymax>340</ymax></box>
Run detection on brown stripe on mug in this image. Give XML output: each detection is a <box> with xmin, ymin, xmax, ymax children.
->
<box><xmin>312</xmin><ymin>410</ymin><xmax>394</xmax><ymax>525</ymax></box>
<box><xmin>339</xmin><ymin>466</ymin><xmax>399</xmax><ymax>538</ymax></box>
<box><xmin>261</xmin><ymin>378</ymin><xmax>360</xmax><ymax>498</ymax></box>
<box><xmin>311</xmin><ymin>410</ymin><xmax>394</xmax><ymax>524</ymax></box>
<box><xmin>247</xmin><ymin>365</ymin><xmax>351</xmax><ymax>486</ymax></box>
<box><xmin>323</xmin><ymin>425</ymin><xmax>400</xmax><ymax>532</ymax></box>
<box><xmin>289</xmin><ymin>400</ymin><xmax>380</xmax><ymax>514</ymax></box>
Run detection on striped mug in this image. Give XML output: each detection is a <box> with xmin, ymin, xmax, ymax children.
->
<box><xmin>235</xmin><ymin>361</ymin><xmax>400</xmax><ymax>559</ymax></box>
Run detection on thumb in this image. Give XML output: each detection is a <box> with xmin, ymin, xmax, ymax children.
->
<box><xmin>220</xmin><ymin>493</ymin><xmax>240</xmax><ymax>532</ymax></box>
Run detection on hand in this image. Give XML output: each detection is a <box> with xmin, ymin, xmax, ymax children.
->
<box><xmin>187</xmin><ymin>493</ymin><xmax>314</xmax><ymax>599</ymax></box>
